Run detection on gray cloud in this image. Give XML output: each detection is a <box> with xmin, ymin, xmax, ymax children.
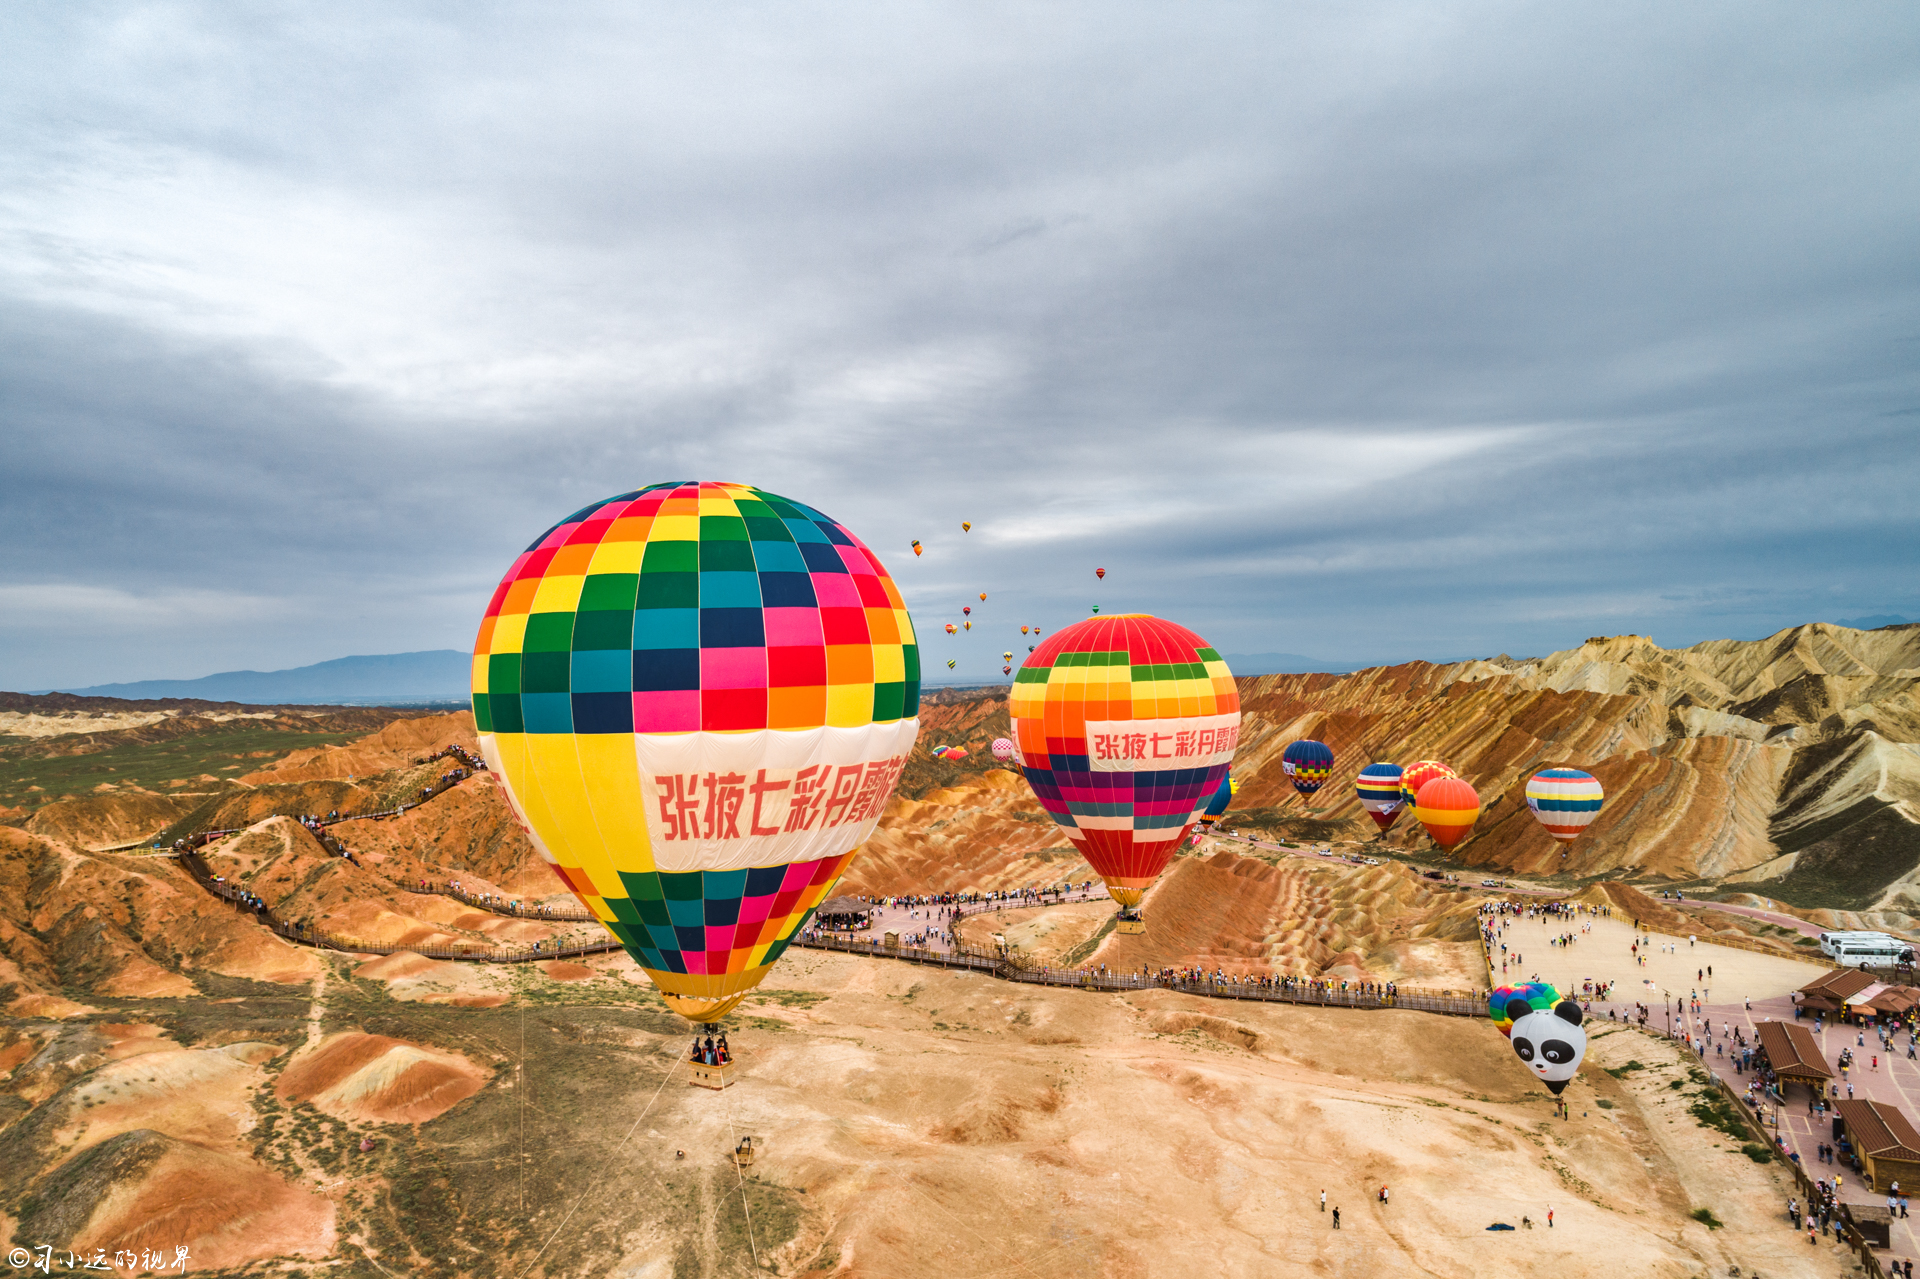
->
<box><xmin>1</xmin><ymin>2</ymin><xmax>1916</xmax><ymax>687</ymax></box>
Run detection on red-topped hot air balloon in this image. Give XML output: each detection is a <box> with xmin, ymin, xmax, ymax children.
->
<box><xmin>1096</xmin><ymin>567</ymin><xmax>1106</xmax><ymax>579</ymax></box>
<box><xmin>963</xmin><ymin>606</ymin><xmax>970</xmax><ymax>615</ymax></box>
<box><xmin>1413</xmin><ymin>776</ymin><xmax>1481</xmax><ymax>850</ymax></box>
<box><xmin>1400</xmin><ymin>759</ymin><xmax>1456</xmax><ymax>806</ymax></box>
<box><xmin>1009</xmin><ymin>614</ymin><xmax>1238</xmax><ymax>932</ymax></box>
<box><xmin>945</xmin><ymin>623</ymin><xmax>957</xmax><ymax>635</ymax></box>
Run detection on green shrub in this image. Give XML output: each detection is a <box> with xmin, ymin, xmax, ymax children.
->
<box><xmin>1691</xmin><ymin>1207</ymin><xmax>1723</xmax><ymax>1229</ymax></box>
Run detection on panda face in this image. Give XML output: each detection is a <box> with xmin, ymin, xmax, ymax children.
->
<box><xmin>1507</xmin><ymin>1000</ymin><xmax>1587</xmax><ymax>1095</ymax></box>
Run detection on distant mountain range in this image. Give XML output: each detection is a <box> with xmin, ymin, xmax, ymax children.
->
<box><xmin>1217</xmin><ymin>652</ymin><xmax>1361</xmax><ymax>675</ymax></box>
<box><xmin>43</xmin><ymin>647</ymin><xmax>1372</xmax><ymax>703</ymax></box>
<box><xmin>53</xmin><ymin>651</ymin><xmax>471</xmax><ymax>705</ymax></box>
<box><xmin>1837</xmin><ymin>615</ymin><xmax>1914</xmax><ymax>630</ymax></box>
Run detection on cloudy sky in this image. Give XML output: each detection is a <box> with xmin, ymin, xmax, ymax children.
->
<box><xmin>3</xmin><ymin>3</ymin><xmax>1917</xmax><ymax>689</ymax></box>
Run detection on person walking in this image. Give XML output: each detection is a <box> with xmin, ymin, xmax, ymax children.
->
<box><xmin>1332</xmin><ymin>1207</ymin><xmax>1340</xmax><ymax>1230</ymax></box>
<box><xmin>1320</xmin><ymin>1190</ymin><xmax>1326</xmax><ymax>1212</ymax></box>
<box><xmin>1547</xmin><ymin>1207</ymin><xmax>1554</xmax><ymax>1228</ymax></box>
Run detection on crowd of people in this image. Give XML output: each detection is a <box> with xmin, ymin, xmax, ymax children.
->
<box><xmin>690</xmin><ymin>1033</ymin><xmax>732</xmax><ymax>1067</ymax></box>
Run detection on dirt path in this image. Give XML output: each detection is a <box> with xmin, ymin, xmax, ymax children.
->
<box><xmin>305</xmin><ymin>962</ymin><xmax>329</xmax><ymax>1047</ymax></box>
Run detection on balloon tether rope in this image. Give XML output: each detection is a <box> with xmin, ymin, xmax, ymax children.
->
<box><xmin>516</xmin><ymin>1049</ymin><xmax>680</xmax><ymax>1279</ymax></box>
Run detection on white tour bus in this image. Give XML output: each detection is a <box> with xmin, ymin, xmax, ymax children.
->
<box><xmin>1819</xmin><ymin>931</ymin><xmax>1915</xmax><ymax>966</ymax></box>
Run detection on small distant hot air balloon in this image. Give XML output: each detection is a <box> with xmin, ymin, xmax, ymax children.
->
<box><xmin>961</xmin><ymin>521</ymin><xmax>971</xmax><ymax>532</ymax></box>
<box><xmin>947</xmin><ymin>746</ymin><xmax>969</xmax><ymax>760</ymax></box>
<box><xmin>1354</xmin><ymin>762</ymin><xmax>1406</xmax><ymax>833</ymax></box>
<box><xmin>1090</xmin><ymin>605</ymin><xmax>1101</xmax><ymax>615</ymax></box>
<box><xmin>947</xmin><ymin>659</ymin><xmax>957</xmax><ymax>669</ymax></box>
<box><xmin>1021</xmin><ymin>626</ymin><xmax>1030</xmax><ymax>634</ymax></box>
<box><xmin>1027</xmin><ymin>645</ymin><xmax>1035</xmax><ymax>653</ymax></box>
<box><xmin>1413</xmin><ymin>776</ymin><xmax>1481</xmax><ymax>850</ymax></box>
<box><xmin>1002</xmin><ymin>665</ymin><xmax>1012</xmax><ymax>675</ymax></box>
<box><xmin>964</xmin><ymin>621</ymin><xmax>972</xmax><ymax>631</ymax></box>
<box><xmin>1002</xmin><ymin>651</ymin><xmax>1013</xmax><ymax>661</ymax></box>
<box><xmin>1280</xmin><ymin>740</ymin><xmax>1334</xmax><ymax>796</ymax></box>
<box><xmin>1096</xmin><ymin>567</ymin><xmax>1106</xmax><ymax>579</ymax></box>
<box><xmin>1526</xmin><ymin>769</ymin><xmax>1605</xmax><ymax>844</ymax></box>
<box><xmin>1400</xmin><ymin>760</ymin><xmax>1456</xmax><ymax>805</ymax></box>
<box><xmin>979</xmin><ymin>592</ymin><xmax>987</xmax><ymax>601</ymax></box>
<box><xmin>1196</xmin><ymin>773</ymin><xmax>1240</xmax><ymax>833</ymax></box>
<box><xmin>911</xmin><ymin>540</ymin><xmax>922</xmax><ymax>556</ymax></box>
<box><xmin>945</xmin><ymin>623</ymin><xmax>958</xmax><ymax>635</ymax></box>
<box><xmin>991</xmin><ymin>738</ymin><xmax>1015</xmax><ymax>761</ymax></box>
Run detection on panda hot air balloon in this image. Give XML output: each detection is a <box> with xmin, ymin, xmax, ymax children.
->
<box><xmin>1280</xmin><ymin>739</ymin><xmax>1334</xmax><ymax>796</ymax></box>
<box><xmin>1504</xmin><ymin>994</ymin><xmax>1588</xmax><ymax>1095</ymax></box>
<box><xmin>472</xmin><ymin>482</ymin><xmax>920</xmax><ymax>1028</ymax></box>
<box><xmin>1009</xmin><ymin>614</ymin><xmax>1238</xmax><ymax>931</ymax></box>
<box><xmin>1354</xmin><ymin>763</ymin><xmax>1406</xmax><ymax>834</ymax></box>
<box><xmin>1526</xmin><ymin>769</ymin><xmax>1605</xmax><ymax>844</ymax></box>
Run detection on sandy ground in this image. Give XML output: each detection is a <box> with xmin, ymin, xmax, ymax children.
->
<box><xmin>1487</xmin><ymin>913</ymin><xmax>1832</xmax><ymax>1011</ymax></box>
<box><xmin>570</xmin><ymin>948</ymin><xmax>1851</xmax><ymax>1278</ymax></box>
<box><xmin>2</xmin><ymin>940</ymin><xmax>1859</xmax><ymax>1278</ymax></box>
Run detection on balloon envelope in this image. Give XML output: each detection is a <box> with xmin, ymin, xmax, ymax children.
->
<box><xmin>991</xmin><ymin>737</ymin><xmax>1015</xmax><ymax>761</ymax></box>
<box><xmin>1008</xmin><ymin>614</ymin><xmax>1239</xmax><ymax>906</ymax></box>
<box><xmin>1354</xmin><ymin>762</ymin><xmax>1406</xmax><ymax>832</ymax></box>
<box><xmin>472</xmin><ymin>481</ymin><xmax>920</xmax><ymax>1024</ymax></box>
<box><xmin>1509</xmin><ymin>1000</ymin><xmax>1588</xmax><ymax>1094</ymax></box>
<box><xmin>961</xmin><ymin>521</ymin><xmax>971</xmax><ymax>532</ymax></box>
<box><xmin>1488</xmin><ymin>981</ymin><xmax>1560</xmax><ymax>1037</ymax></box>
<box><xmin>1196</xmin><ymin>772</ymin><xmax>1240</xmax><ymax>831</ymax></box>
<box><xmin>1413</xmin><ymin>776</ymin><xmax>1481</xmax><ymax>849</ymax></box>
<box><xmin>1280</xmin><ymin>739</ymin><xmax>1335</xmax><ymax>795</ymax></box>
<box><xmin>1526</xmin><ymin>769</ymin><xmax>1605</xmax><ymax>843</ymax></box>
<box><xmin>1095</xmin><ymin>567</ymin><xmax>1106</xmax><ymax>579</ymax></box>
<box><xmin>1400</xmin><ymin>759</ymin><xmax>1456</xmax><ymax>805</ymax></box>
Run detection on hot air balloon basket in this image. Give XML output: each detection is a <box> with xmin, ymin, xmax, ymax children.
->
<box><xmin>690</xmin><ymin>1060</ymin><xmax>737</xmax><ymax>1090</ymax></box>
<box><xmin>1114</xmin><ymin>911</ymin><xmax>1146</xmax><ymax>935</ymax></box>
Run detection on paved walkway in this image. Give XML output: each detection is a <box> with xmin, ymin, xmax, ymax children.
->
<box><xmin>809</xmin><ymin>886</ymin><xmax>1112</xmax><ymax>954</ymax></box>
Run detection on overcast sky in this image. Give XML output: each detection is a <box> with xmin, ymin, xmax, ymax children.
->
<box><xmin>3</xmin><ymin>3</ymin><xmax>1917</xmax><ymax>689</ymax></box>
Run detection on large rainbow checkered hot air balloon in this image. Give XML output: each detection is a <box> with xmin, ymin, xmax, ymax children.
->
<box><xmin>1526</xmin><ymin>769</ymin><xmax>1605</xmax><ymax>844</ymax></box>
<box><xmin>471</xmin><ymin>481</ymin><xmax>920</xmax><ymax>1024</ymax></box>
<box><xmin>1009</xmin><ymin>615</ymin><xmax>1239</xmax><ymax>919</ymax></box>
